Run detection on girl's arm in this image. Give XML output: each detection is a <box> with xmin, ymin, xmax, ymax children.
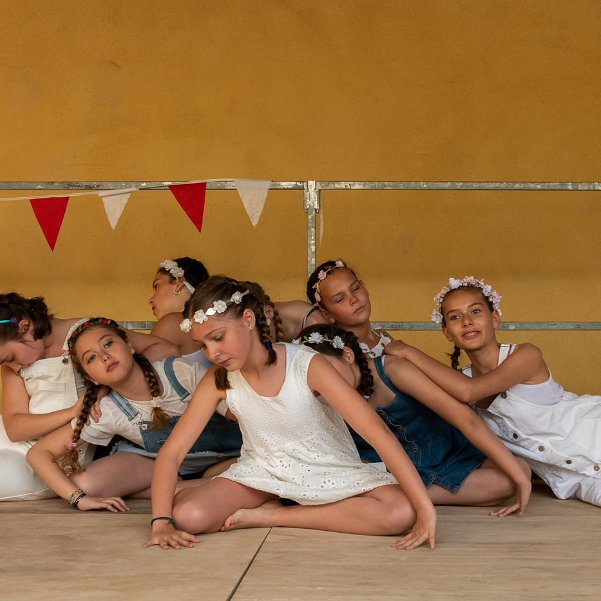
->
<box><xmin>144</xmin><ymin>367</ymin><xmax>223</xmax><ymax>550</ymax></box>
<box><xmin>150</xmin><ymin>313</ymin><xmax>189</xmax><ymax>350</ymax></box>
<box><xmin>1</xmin><ymin>366</ymin><xmax>84</xmax><ymax>442</ymax></box>
<box><xmin>25</xmin><ymin>424</ymin><xmax>128</xmax><ymax>512</ymax></box>
<box><xmin>127</xmin><ymin>329</ymin><xmax>179</xmax><ymax>361</ymax></box>
<box><xmin>385</xmin><ymin>357</ymin><xmax>531</xmax><ymax>514</ymax></box>
<box><xmin>384</xmin><ymin>341</ymin><xmax>547</xmax><ymax>404</ymax></box>
<box><xmin>308</xmin><ymin>355</ymin><xmax>436</xmax><ymax>550</ymax></box>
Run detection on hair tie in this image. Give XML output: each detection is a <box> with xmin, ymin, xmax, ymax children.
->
<box><xmin>264</xmin><ymin>341</ymin><xmax>273</xmax><ymax>351</ymax></box>
<box><xmin>0</xmin><ymin>317</ymin><xmax>18</xmax><ymax>325</ymax></box>
<box><xmin>64</xmin><ymin>440</ymin><xmax>77</xmax><ymax>450</ymax></box>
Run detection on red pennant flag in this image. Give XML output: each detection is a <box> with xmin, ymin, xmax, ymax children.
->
<box><xmin>168</xmin><ymin>182</ymin><xmax>207</xmax><ymax>233</ymax></box>
<box><xmin>29</xmin><ymin>196</ymin><xmax>69</xmax><ymax>250</ymax></box>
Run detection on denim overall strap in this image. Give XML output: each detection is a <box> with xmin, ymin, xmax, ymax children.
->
<box><xmin>107</xmin><ymin>391</ymin><xmax>139</xmax><ymax>421</ymax></box>
<box><xmin>161</xmin><ymin>356</ymin><xmax>190</xmax><ymax>401</ymax></box>
<box><xmin>374</xmin><ymin>356</ymin><xmax>400</xmax><ymax>395</ymax></box>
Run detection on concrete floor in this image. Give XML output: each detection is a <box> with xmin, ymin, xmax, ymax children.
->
<box><xmin>1</xmin><ymin>484</ymin><xmax>599</xmax><ymax>601</ymax></box>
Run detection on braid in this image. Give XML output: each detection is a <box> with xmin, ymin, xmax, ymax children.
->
<box><xmin>60</xmin><ymin>382</ymin><xmax>102</xmax><ymax>474</ymax></box>
<box><xmin>256</xmin><ymin>309</ymin><xmax>277</xmax><ymax>365</ymax></box>
<box><xmin>345</xmin><ymin>335</ymin><xmax>374</xmax><ymax>397</ymax></box>
<box><xmin>449</xmin><ymin>345</ymin><xmax>462</xmax><ymax>370</ymax></box>
<box><xmin>136</xmin><ymin>353</ymin><xmax>169</xmax><ymax>430</ymax></box>
<box><xmin>270</xmin><ymin>305</ymin><xmax>285</xmax><ymax>342</ymax></box>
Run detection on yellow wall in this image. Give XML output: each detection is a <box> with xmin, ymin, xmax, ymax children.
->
<box><xmin>1</xmin><ymin>0</ymin><xmax>601</xmax><ymax>393</ymax></box>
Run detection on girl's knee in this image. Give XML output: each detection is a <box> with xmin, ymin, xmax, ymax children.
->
<box><xmin>384</xmin><ymin>499</ymin><xmax>417</xmax><ymax>535</ymax></box>
<box><xmin>173</xmin><ymin>498</ymin><xmax>220</xmax><ymax>534</ymax></box>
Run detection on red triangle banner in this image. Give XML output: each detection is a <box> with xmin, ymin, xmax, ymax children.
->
<box><xmin>29</xmin><ymin>196</ymin><xmax>69</xmax><ymax>250</ymax></box>
<box><xmin>168</xmin><ymin>182</ymin><xmax>207</xmax><ymax>233</ymax></box>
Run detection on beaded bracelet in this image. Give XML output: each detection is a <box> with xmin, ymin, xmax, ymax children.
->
<box><xmin>68</xmin><ymin>488</ymin><xmax>87</xmax><ymax>508</ymax></box>
<box><xmin>151</xmin><ymin>516</ymin><xmax>175</xmax><ymax>526</ymax></box>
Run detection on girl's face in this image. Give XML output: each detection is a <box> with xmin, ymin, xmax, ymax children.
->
<box><xmin>74</xmin><ymin>327</ymin><xmax>135</xmax><ymax>386</ymax></box>
<box><xmin>0</xmin><ymin>332</ymin><xmax>45</xmax><ymax>373</ymax></box>
<box><xmin>317</xmin><ymin>268</ymin><xmax>371</xmax><ymax>328</ymax></box>
<box><xmin>149</xmin><ymin>272</ymin><xmax>190</xmax><ymax>320</ymax></box>
<box><xmin>441</xmin><ymin>288</ymin><xmax>499</xmax><ymax>351</ymax></box>
<box><xmin>191</xmin><ymin>310</ymin><xmax>255</xmax><ymax>371</ymax></box>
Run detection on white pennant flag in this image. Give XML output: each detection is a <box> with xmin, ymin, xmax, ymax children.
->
<box><xmin>234</xmin><ymin>179</ymin><xmax>271</xmax><ymax>228</ymax></box>
<box><xmin>98</xmin><ymin>189</ymin><xmax>135</xmax><ymax>230</ymax></box>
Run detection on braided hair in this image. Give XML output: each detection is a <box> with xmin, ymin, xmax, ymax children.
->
<box><xmin>241</xmin><ymin>281</ymin><xmax>284</xmax><ymax>342</ymax></box>
<box><xmin>186</xmin><ymin>276</ymin><xmax>277</xmax><ymax>390</ymax></box>
<box><xmin>0</xmin><ymin>293</ymin><xmax>53</xmax><ymax>343</ymax></box>
<box><xmin>295</xmin><ymin>323</ymin><xmax>374</xmax><ymax>398</ymax></box>
<box><xmin>62</xmin><ymin>318</ymin><xmax>166</xmax><ymax>473</ymax></box>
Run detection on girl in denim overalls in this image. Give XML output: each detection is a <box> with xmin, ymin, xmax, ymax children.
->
<box><xmin>394</xmin><ymin>276</ymin><xmax>601</xmax><ymax>507</ymax></box>
<box><xmin>27</xmin><ymin>318</ymin><xmax>242</xmax><ymax>512</ymax></box>
<box><xmin>296</xmin><ymin>323</ymin><xmax>531</xmax><ymax>511</ymax></box>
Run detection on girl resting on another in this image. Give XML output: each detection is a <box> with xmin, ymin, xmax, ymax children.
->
<box><xmin>0</xmin><ymin>293</ymin><xmax>177</xmax><ymax>501</ymax></box>
<box><xmin>392</xmin><ymin>276</ymin><xmax>601</xmax><ymax>507</ymax></box>
<box><xmin>26</xmin><ymin>317</ymin><xmax>242</xmax><ymax>510</ymax></box>
<box><xmin>295</xmin><ymin>323</ymin><xmax>531</xmax><ymax>510</ymax></box>
<box><xmin>145</xmin><ymin>275</ymin><xmax>437</xmax><ymax>551</ymax></box>
<box><xmin>149</xmin><ymin>257</ymin><xmax>210</xmax><ymax>363</ymax></box>
<box><xmin>307</xmin><ymin>259</ymin><xmax>393</xmax><ymax>357</ymax></box>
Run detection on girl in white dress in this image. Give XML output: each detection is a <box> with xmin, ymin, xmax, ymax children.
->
<box><xmin>145</xmin><ymin>276</ymin><xmax>437</xmax><ymax>551</ymax></box>
<box><xmin>389</xmin><ymin>276</ymin><xmax>601</xmax><ymax>507</ymax></box>
<box><xmin>0</xmin><ymin>293</ymin><xmax>176</xmax><ymax>501</ymax></box>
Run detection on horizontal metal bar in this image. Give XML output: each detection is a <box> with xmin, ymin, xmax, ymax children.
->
<box><xmin>318</xmin><ymin>181</ymin><xmax>601</xmax><ymax>191</ymax></box>
<box><xmin>0</xmin><ymin>181</ymin><xmax>305</xmax><ymax>191</ymax></box>
<box><xmin>373</xmin><ymin>322</ymin><xmax>601</xmax><ymax>331</ymax></box>
<box><xmin>123</xmin><ymin>321</ymin><xmax>601</xmax><ymax>332</ymax></box>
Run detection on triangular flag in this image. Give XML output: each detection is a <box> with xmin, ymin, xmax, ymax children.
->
<box><xmin>168</xmin><ymin>182</ymin><xmax>207</xmax><ymax>233</ymax></box>
<box><xmin>29</xmin><ymin>196</ymin><xmax>69</xmax><ymax>250</ymax></box>
<box><xmin>234</xmin><ymin>179</ymin><xmax>271</xmax><ymax>227</ymax></box>
<box><xmin>98</xmin><ymin>189</ymin><xmax>134</xmax><ymax>230</ymax></box>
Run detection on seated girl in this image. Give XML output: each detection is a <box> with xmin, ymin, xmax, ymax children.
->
<box><xmin>392</xmin><ymin>275</ymin><xmax>601</xmax><ymax>507</ymax></box>
<box><xmin>26</xmin><ymin>318</ymin><xmax>242</xmax><ymax>510</ymax></box>
<box><xmin>149</xmin><ymin>257</ymin><xmax>210</xmax><ymax>362</ymax></box>
<box><xmin>0</xmin><ymin>293</ymin><xmax>177</xmax><ymax>501</ymax></box>
<box><xmin>295</xmin><ymin>323</ymin><xmax>531</xmax><ymax>510</ymax></box>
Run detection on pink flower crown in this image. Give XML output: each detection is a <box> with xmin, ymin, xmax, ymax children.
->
<box><xmin>313</xmin><ymin>260</ymin><xmax>346</xmax><ymax>302</ymax></box>
<box><xmin>431</xmin><ymin>276</ymin><xmax>502</xmax><ymax>324</ymax></box>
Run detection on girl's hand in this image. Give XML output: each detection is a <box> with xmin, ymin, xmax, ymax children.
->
<box><xmin>490</xmin><ymin>477</ymin><xmax>532</xmax><ymax>517</ymax></box>
<box><xmin>143</xmin><ymin>522</ymin><xmax>200</xmax><ymax>550</ymax></box>
<box><xmin>77</xmin><ymin>495</ymin><xmax>129</xmax><ymax>512</ymax></box>
<box><xmin>88</xmin><ymin>386</ymin><xmax>109</xmax><ymax>423</ymax></box>
<box><xmin>390</xmin><ymin>504</ymin><xmax>437</xmax><ymax>550</ymax></box>
<box><xmin>383</xmin><ymin>338</ymin><xmax>411</xmax><ymax>359</ymax></box>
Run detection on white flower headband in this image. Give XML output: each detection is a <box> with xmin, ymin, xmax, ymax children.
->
<box><xmin>292</xmin><ymin>332</ymin><xmax>345</xmax><ymax>350</ymax></box>
<box><xmin>180</xmin><ymin>290</ymin><xmax>249</xmax><ymax>332</ymax></box>
<box><xmin>160</xmin><ymin>260</ymin><xmax>195</xmax><ymax>294</ymax></box>
<box><xmin>313</xmin><ymin>260</ymin><xmax>346</xmax><ymax>302</ymax></box>
<box><xmin>431</xmin><ymin>276</ymin><xmax>502</xmax><ymax>324</ymax></box>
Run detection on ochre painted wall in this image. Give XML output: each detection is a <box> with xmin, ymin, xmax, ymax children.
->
<box><xmin>1</xmin><ymin>0</ymin><xmax>601</xmax><ymax>395</ymax></box>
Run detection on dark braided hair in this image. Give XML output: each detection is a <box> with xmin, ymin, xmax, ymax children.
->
<box><xmin>186</xmin><ymin>276</ymin><xmax>277</xmax><ymax>391</ymax></box>
<box><xmin>449</xmin><ymin>345</ymin><xmax>462</xmax><ymax>370</ymax></box>
<box><xmin>0</xmin><ymin>293</ymin><xmax>53</xmax><ymax>343</ymax></box>
<box><xmin>241</xmin><ymin>281</ymin><xmax>284</xmax><ymax>342</ymax></box>
<box><xmin>295</xmin><ymin>323</ymin><xmax>374</xmax><ymax>398</ymax></box>
<box><xmin>158</xmin><ymin>257</ymin><xmax>209</xmax><ymax>290</ymax></box>
<box><xmin>306</xmin><ymin>259</ymin><xmax>357</xmax><ymax>307</ymax></box>
<box><xmin>62</xmin><ymin>318</ymin><xmax>167</xmax><ymax>473</ymax></box>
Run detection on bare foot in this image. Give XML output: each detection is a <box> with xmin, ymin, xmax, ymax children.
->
<box><xmin>221</xmin><ymin>500</ymin><xmax>283</xmax><ymax>531</ymax></box>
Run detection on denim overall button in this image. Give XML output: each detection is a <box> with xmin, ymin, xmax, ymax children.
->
<box><xmin>141</xmin><ymin>424</ymin><xmax>148</xmax><ymax>431</ymax></box>
<box><xmin>594</xmin><ymin>465</ymin><xmax>600</xmax><ymax>471</ymax></box>
<box><xmin>538</xmin><ymin>445</ymin><xmax>545</xmax><ymax>452</ymax></box>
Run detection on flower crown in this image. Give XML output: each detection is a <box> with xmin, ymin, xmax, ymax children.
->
<box><xmin>292</xmin><ymin>332</ymin><xmax>345</xmax><ymax>350</ymax></box>
<box><xmin>431</xmin><ymin>276</ymin><xmax>502</xmax><ymax>324</ymax></box>
<box><xmin>67</xmin><ymin>318</ymin><xmax>120</xmax><ymax>355</ymax></box>
<box><xmin>160</xmin><ymin>260</ymin><xmax>195</xmax><ymax>294</ymax></box>
<box><xmin>180</xmin><ymin>290</ymin><xmax>249</xmax><ymax>332</ymax></box>
<box><xmin>313</xmin><ymin>260</ymin><xmax>346</xmax><ymax>302</ymax></box>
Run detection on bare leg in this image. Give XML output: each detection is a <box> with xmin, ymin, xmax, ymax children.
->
<box><xmin>172</xmin><ymin>477</ymin><xmax>277</xmax><ymax>534</ymax></box>
<box><xmin>427</xmin><ymin>458</ymin><xmax>531</xmax><ymax>506</ymax></box>
<box><xmin>70</xmin><ymin>453</ymin><xmax>155</xmax><ymax>497</ymax></box>
<box><xmin>224</xmin><ymin>483</ymin><xmax>416</xmax><ymax>536</ymax></box>
<box><xmin>201</xmin><ymin>457</ymin><xmax>238</xmax><ymax>479</ymax></box>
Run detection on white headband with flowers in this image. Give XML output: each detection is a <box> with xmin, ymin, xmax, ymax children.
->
<box><xmin>180</xmin><ymin>290</ymin><xmax>249</xmax><ymax>332</ymax></box>
<box><xmin>313</xmin><ymin>260</ymin><xmax>346</xmax><ymax>303</ymax></box>
<box><xmin>160</xmin><ymin>260</ymin><xmax>195</xmax><ymax>294</ymax></box>
<box><xmin>431</xmin><ymin>276</ymin><xmax>502</xmax><ymax>324</ymax></box>
<box><xmin>292</xmin><ymin>331</ymin><xmax>345</xmax><ymax>349</ymax></box>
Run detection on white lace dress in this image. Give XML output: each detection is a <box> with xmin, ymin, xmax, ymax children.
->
<box><xmin>218</xmin><ymin>343</ymin><xmax>396</xmax><ymax>504</ymax></box>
